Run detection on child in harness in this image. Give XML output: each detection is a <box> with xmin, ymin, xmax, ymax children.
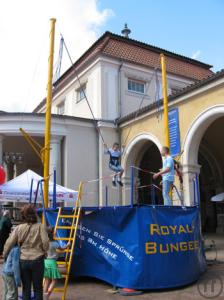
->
<box><xmin>104</xmin><ymin>142</ymin><xmax>124</xmax><ymax>187</ymax></box>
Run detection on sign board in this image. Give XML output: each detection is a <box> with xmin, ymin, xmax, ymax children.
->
<box><xmin>168</xmin><ymin>108</ymin><xmax>181</xmax><ymax>157</ymax></box>
<box><xmin>46</xmin><ymin>206</ymin><xmax>205</xmax><ymax>290</ymax></box>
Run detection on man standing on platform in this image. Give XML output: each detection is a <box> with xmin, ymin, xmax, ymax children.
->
<box><xmin>153</xmin><ymin>146</ymin><xmax>174</xmax><ymax>206</ymax></box>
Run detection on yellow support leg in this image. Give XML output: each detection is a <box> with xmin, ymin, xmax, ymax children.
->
<box><xmin>43</xmin><ymin>18</ymin><xmax>56</xmax><ymax>209</ymax></box>
<box><xmin>52</xmin><ymin>181</ymin><xmax>83</xmax><ymax>300</ymax></box>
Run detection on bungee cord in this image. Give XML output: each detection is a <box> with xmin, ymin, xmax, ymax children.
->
<box><xmin>132</xmin><ymin>166</ymin><xmax>156</xmax><ymax>175</ymax></box>
<box><xmin>53</xmin><ymin>36</ymin><xmax>64</xmax><ymax>84</ymax></box>
<box><xmin>60</xmin><ymin>33</ymin><xmax>162</xmax><ymax>149</ymax></box>
<box><xmin>83</xmin><ymin>165</ymin><xmax>157</xmax><ymax>184</ymax></box>
<box><xmin>82</xmin><ymin>183</ymin><xmax>161</xmax><ymax>195</ymax></box>
<box><xmin>59</xmin><ymin>33</ymin><xmax>183</xmax><ymax>203</ymax></box>
<box><xmin>123</xmin><ymin>67</ymin><xmax>160</xmax><ymax>147</ymax></box>
<box><xmin>60</xmin><ymin>34</ymin><xmax>106</xmax><ymax>145</ymax></box>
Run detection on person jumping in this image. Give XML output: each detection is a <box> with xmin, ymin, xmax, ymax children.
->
<box><xmin>104</xmin><ymin>142</ymin><xmax>124</xmax><ymax>187</ymax></box>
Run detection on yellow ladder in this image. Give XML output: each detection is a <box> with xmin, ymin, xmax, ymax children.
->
<box><xmin>53</xmin><ymin>182</ymin><xmax>83</xmax><ymax>300</ymax></box>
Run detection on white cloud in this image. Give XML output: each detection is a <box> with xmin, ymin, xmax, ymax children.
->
<box><xmin>0</xmin><ymin>0</ymin><xmax>113</xmax><ymax>112</ymax></box>
<box><xmin>191</xmin><ymin>50</ymin><xmax>201</xmax><ymax>60</ymax></box>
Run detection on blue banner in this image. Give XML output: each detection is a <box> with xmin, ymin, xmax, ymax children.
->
<box><xmin>46</xmin><ymin>206</ymin><xmax>206</xmax><ymax>290</ymax></box>
<box><xmin>168</xmin><ymin>108</ymin><xmax>181</xmax><ymax>157</ymax></box>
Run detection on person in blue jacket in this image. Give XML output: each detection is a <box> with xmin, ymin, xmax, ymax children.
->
<box><xmin>2</xmin><ymin>245</ymin><xmax>21</xmax><ymax>300</ymax></box>
<box><xmin>153</xmin><ymin>146</ymin><xmax>175</xmax><ymax>206</ymax></box>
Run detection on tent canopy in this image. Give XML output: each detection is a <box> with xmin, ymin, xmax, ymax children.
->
<box><xmin>211</xmin><ymin>193</ymin><xmax>224</xmax><ymax>202</ymax></box>
<box><xmin>0</xmin><ymin>169</ymin><xmax>77</xmax><ymax>204</ymax></box>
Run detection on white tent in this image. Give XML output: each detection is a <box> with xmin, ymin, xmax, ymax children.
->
<box><xmin>211</xmin><ymin>193</ymin><xmax>224</xmax><ymax>202</ymax></box>
<box><xmin>0</xmin><ymin>169</ymin><xmax>78</xmax><ymax>204</ymax></box>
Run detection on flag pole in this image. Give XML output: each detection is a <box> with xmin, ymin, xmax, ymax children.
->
<box><xmin>160</xmin><ymin>54</ymin><xmax>170</xmax><ymax>148</ymax></box>
<box><xmin>43</xmin><ymin>18</ymin><xmax>56</xmax><ymax>209</ymax></box>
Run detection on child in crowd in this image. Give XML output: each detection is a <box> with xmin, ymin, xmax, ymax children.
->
<box><xmin>43</xmin><ymin>227</ymin><xmax>70</xmax><ymax>300</ymax></box>
<box><xmin>2</xmin><ymin>245</ymin><xmax>21</xmax><ymax>300</ymax></box>
<box><xmin>104</xmin><ymin>142</ymin><xmax>125</xmax><ymax>186</ymax></box>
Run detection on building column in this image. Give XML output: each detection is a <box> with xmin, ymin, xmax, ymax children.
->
<box><xmin>97</xmin><ymin>121</ymin><xmax>119</xmax><ymax>207</ymax></box>
<box><xmin>50</xmin><ymin>136</ymin><xmax>62</xmax><ymax>184</ymax></box>
<box><xmin>182</xmin><ymin>164</ymin><xmax>201</xmax><ymax>206</ymax></box>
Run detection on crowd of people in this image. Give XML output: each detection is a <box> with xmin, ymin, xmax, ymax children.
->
<box><xmin>1</xmin><ymin>204</ymin><xmax>67</xmax><ymax>300</ymax></box>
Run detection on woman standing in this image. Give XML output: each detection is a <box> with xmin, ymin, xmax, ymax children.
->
<box><xmin>3</xmin><ymin>204</ymin><xmax>49</xmax><ymax>300</ymax></box>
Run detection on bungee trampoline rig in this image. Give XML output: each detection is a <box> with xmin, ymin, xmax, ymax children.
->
<box><xmin>17</xmin><ymin>19</ymin><xmax>206</xmax><ymax>299</ymax></box>
<box><xmin>28</xmin><ymin>166</ymin><xmax>204</xmax><ymax>298</ymax></box>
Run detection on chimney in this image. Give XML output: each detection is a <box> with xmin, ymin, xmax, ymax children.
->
<box><xmin>121</xmin><ymin>23</ymin><xmax>131</xmax><ymax>38</ymax></box>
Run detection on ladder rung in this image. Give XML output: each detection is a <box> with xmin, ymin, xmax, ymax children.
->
<box><xmin>53</xmin><ymin>288</ymin><xmax>64</xmax><ymax>293</ymax></box>
<box><xmin>62</xmin><ymin>249</ymin><xmax>72</xmax><ymax>253</ymax></box>
<box><xmin>54</xmin><ymin>237</ymin><xmax>73</xmax><ymax>241</ymax></box>
<box><xmin>57</xmin><ymin>261</ymin><xmax>71</xmax><ymax>266</ymax></box>
<box><xmin>52</xmin><ymin>207</ymin><xmax>80</xmax><ymax>299</ymax></box>
<box><xmin>59</xmin><ymin>215</ymin><xmax>78</xmax><ymax>218</ymax></box>
<box><xmin>57</xmin><ymin>261</ymin><xmax>68</xmax><ymax>265</ymax></box>
<box><xmin>56</xmin><ymin>226</ymin><xmax>77</xmax><ymax>230</ymax></box>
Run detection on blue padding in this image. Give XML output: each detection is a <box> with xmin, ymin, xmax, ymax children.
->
<box><xmin>46</xmin><ymin>205</ymin><xmax>206</xmax><ymax>289</ymax></box>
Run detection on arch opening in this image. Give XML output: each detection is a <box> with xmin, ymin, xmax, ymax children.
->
<box><xmin>183</xmin><ymin>106</ymin><xmax>224</xmax><ymax>233</ymax></box>
<box><xmin>138</xmin><ymin>143</ymin><xmax>163</xmax><ymax>204</ymax></box>
<box><xmin>123</xmin><ymin>134</ymin><xmax>162</xmax><ymax>205</ymax></box>
<box><xmin>198</xmin><ymin>117</ymin><xmax>224</xmax><ymax>233</ymax></box>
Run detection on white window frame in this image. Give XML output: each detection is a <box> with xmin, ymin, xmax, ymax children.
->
<box><xmin>128</xmin><ymin>79</ymin><xmax>145</xmax><ymax>94</ymax></box>
<box><xmin>77</xmin><ymin>84</ymin><xmax>87</xmax><ymax>103</ymax></box>
<box><xmin>57</xmin><ymin>101</ymin><xmax>65</xmax><ymax>115</ymax></box>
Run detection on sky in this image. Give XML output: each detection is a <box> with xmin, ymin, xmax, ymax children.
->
<box><xmin>0</xmin><ymin>0</ymin><xmax>223</xmax><ymax>112</ymax></box>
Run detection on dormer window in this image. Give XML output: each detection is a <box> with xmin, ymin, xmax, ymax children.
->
<box><xmin>128</xmin><ymin>79</ymin><xmax>145</xmax><ymax>94</ymax></box>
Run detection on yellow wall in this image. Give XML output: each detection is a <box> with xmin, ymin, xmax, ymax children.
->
<box><xmin>121</xmin><ymin>84</ymin><xmax>224</xmax><ymax>151</ymax></box>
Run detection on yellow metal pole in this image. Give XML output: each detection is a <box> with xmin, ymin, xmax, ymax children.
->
<box><xmin>160</xmin><ymin>54</ymin><xmax>173</xmax><ymax>200</ymax></box>
<box><xmin>43</xmin><ymin>18</ymin><xmax>56</xmax><ymax>208</ymax></box>
<box><xmin>160</xmin><ymin>54</ymin><xmax>170</xmax><ymax>148</ymax></box>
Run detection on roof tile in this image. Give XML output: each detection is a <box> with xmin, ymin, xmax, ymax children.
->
<box><xmin>102</xmin><ymin>39</ymin><xmax>213</xmax><ymax>80</ymax></box>
<box><xmin>33</xmin><ymin>31</ymin><xmax>213</xmax><ymax>112</ymax></box>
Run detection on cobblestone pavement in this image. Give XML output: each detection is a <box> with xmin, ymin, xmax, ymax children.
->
<box><xmin>0</xmin><ymin>234</ymin><xmax>223</xmax><ymax>300</ymax></box>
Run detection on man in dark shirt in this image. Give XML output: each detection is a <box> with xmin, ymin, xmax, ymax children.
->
<box><xmin>0</xmin><ymin>210</ymin><xmax>12</xmax><ymax>256</ymax></box>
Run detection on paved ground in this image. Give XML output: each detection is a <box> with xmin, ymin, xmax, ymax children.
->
<box><xmin>0</xmin><ymin>234</ymin><xmax>224</xmax><ymax>300</ymax></box>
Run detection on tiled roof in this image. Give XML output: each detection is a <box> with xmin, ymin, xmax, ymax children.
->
<box><xmin>33</xmin><ymin>31</ymin><xmax>213</xmax><ymax>112</ymax></box>
<box><xmin>118</xmin><ymin>69</ymin><xmax>224</xmax><ymax>125</ymax></box>
<box><xmin>101</xmin><ymin>36</ymin><xmax>213</xmax><ymax>81</ymax></box>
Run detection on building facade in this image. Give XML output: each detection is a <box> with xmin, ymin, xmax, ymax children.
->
<box><xmin>34</xmin><ymin>31</ymin><xmax>213</xmax><ymax>121</ymax></box>
<box><xmin>1</xmin><ymin>31</ymin><xmax>223</xmax><ymax>233</ymax></box>
<box><xmin>119</xmin><ymin>70</ymin><xmax>224</xmax><ymax>233</ymax></box>
<box><xmin>32</xmin><ymin>31</ymin><xmax>214</xmax><ymax>206</ymax></box>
